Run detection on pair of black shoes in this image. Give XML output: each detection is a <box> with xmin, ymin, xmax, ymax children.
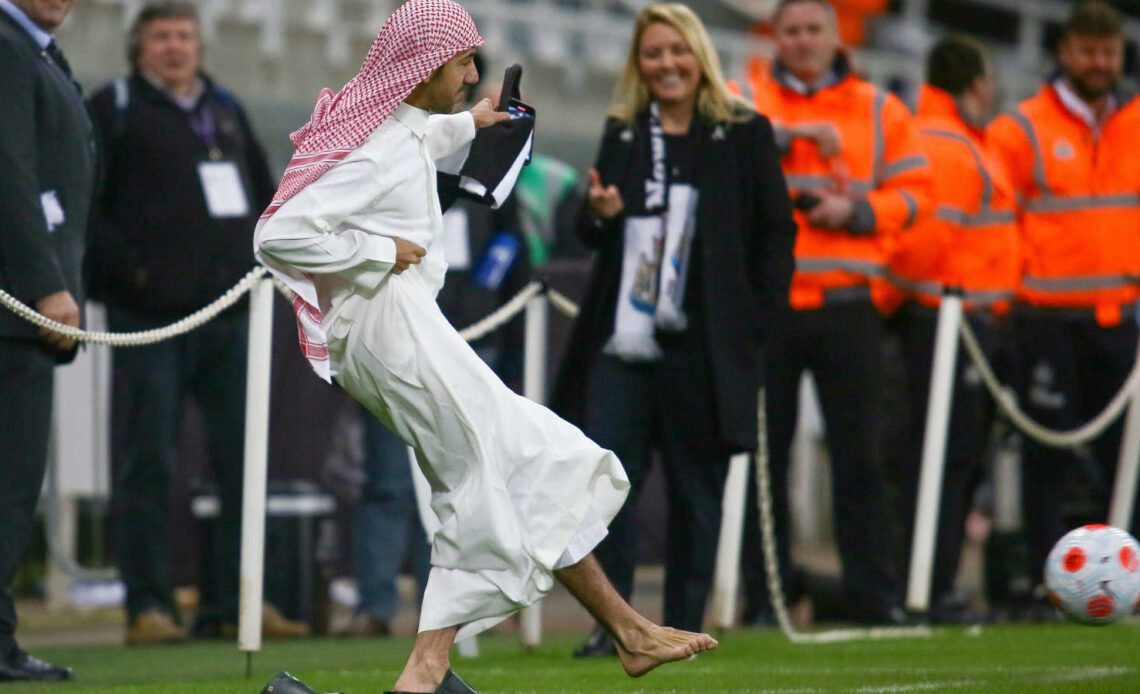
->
<box><xmin>261</xmin><ymin>669</ymin><xmax>477</xmax><ymax>694</ymax></box>
<box><xmin>0</xmin><ymin>648</ymin><xmax>73</xmax><ymax>682</ymax></box>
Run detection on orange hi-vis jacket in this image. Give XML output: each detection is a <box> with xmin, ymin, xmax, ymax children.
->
<box><xmin>749</xmin><ymin>56</ymin><xmax>933</xmax><ymax>311</ymax></box>
<box><xmin>886</xmin><ymin>85</ymin><xmax>1019</xmax><ymax>314</ymax></box>
<box><xmin>988</xmin><ymin>81</ymin><xmax>1140</xmax><ymax>326</ymax></box>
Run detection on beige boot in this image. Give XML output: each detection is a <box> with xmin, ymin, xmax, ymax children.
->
<box><xmin>261</xmin><ymin>603</ymin><xmax>311</xmax><ymax>639</ymax></box>
<box><xmin>125</xmin><ymin>609</ymin><xmax>187</xmax><ymax>645</ymax></box>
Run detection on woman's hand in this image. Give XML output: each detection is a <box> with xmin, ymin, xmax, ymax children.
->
<box><xmin>586</xmin><ymin>168</ymin><xmax>624</xmax><ymax>220</ymax></box>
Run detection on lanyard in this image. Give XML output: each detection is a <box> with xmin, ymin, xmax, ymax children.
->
<box><xmin>187</xmin><ymin>101</ymin><xmax>222</xmax><ymax>160</ymax></box>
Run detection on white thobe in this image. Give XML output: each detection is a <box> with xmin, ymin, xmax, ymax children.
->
<box><xmin>256</xmin><ymin>103</ymin><xmax>630</xmax><ymax>639</ymax></box>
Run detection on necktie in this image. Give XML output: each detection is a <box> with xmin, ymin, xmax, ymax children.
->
<box><xmin>45</xmin><ymin>40</ymin><xmax>73</xmax><ymax>79</ymax></box>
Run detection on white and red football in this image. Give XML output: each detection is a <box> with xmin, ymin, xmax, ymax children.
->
<box><xmin>1044</xmin><ymin>524</ymin><xmax>1140</xmax><ymax>626</ymax></box>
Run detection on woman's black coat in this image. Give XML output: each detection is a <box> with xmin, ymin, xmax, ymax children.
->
<box><xmin>552</xmin><ymin>109</ymin><xmax>797</xmax><ymax>452</ymax></box>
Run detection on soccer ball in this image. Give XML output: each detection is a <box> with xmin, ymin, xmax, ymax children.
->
<box><xmin>1044</xmin><ymin>524</ymin><xmax>1140</xmax><ymax>625</ymax></box>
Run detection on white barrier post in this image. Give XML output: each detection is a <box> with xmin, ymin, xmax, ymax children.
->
<box><xmin>905</xmin><ymin>294</ymin><xmax>963</xmax><ymax>614</ymax></box>
<box><xmin>1109</xmin><ymin>346</ymin><xmax>1140</xmax><ymax>529</ymax></box>
<box><xmin>709</xmin><ymin>453</ymin><xmax>750</xmax><ymax>629</ymax></box>
<box><xmin>520</xmin><ymin>290</ymin><xmax>548</xmax><ymax>649</ymax></box>
<box><xmin>238</xmin><ymin>278</ymin><xmax>274</xmax><ymax>673</ymax></box>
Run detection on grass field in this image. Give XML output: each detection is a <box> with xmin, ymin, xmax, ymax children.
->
<box><xmin>5</xmin><ymin>622</ymin><xmax>1139</xmax><ymax>693</ymax></box>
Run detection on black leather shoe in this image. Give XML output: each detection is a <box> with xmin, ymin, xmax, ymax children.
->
<box><xmin>260</xmin><ymin>671</ymin><xmax>341</xmax><ymax>694</ymax></box>
<box><xmin>572</xmin><ymin>624</ymin><xmax>616</xmax><ymax>658</ymax></box>
<box><xmin>852</xmin><ymin>603</ymin><xmax>911</xmax><ymax>626</ymax></box>
<box><xmin>0</xmin><ymin>649</ymin><xmax>74</xmax><ymax>682</ymax></box>
<box><xmin>436</xmin><ymin>669</ymin><xmax>477</xmax><ymax>693</ymax></box>
<box><xmin>383</xmin><ymin>668</ymin><xmax>478</xmax><ymax>694</ymax></box>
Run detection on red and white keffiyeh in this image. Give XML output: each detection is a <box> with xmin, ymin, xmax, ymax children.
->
<box><xmin>256</xmin><ymin>0</ymin><xmax>483</xmax><ymax>381</ymax></box>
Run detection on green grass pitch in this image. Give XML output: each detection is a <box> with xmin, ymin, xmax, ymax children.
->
<box><xmin>6</xmin><ymin>623</ymin><xmax>1139</xmax><ymax>693</ymax></box>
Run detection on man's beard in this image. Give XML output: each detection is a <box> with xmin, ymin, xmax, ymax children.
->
<box><xmin>1067</xmin><ymin>71</ymin><xmax>1117</xmax><ymax>101</ymax></box>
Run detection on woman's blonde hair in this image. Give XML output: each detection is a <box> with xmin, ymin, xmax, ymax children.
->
<box><xmin>608</xmin><ymin>3</ymin><xmax>751</xmax><ymax>125</ymax></box>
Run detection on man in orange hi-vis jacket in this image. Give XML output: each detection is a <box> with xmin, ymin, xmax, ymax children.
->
<box><xmin>988</xmin><ymin>0</ymin><xmax>1140</xmax><ymax>611</ymax></box>
<box><xmin>889</xmin><ymin>35</ymin><xmax>1019</xmax><ymax>623</ymax></box>
<box><xmin>741</xmin><ymin>0</ymin><xmax>932</xmax><ymax>624</ymax></box>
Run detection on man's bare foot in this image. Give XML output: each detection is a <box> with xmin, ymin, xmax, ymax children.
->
<box><xmin>614</xmin><ymin>624</ymin><xmax>718</xmax><ymax>678</ymax></box>
<box><xmin>391</xmin><ymin>657</ymin><xmax>447</xmax><ymax>693</ymax></box>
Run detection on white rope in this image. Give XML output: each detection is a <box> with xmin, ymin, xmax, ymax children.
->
<box><xmin>457</xmin><ymin>281</ymin><xmax>546</xmax><ymax>342</ymax></box>
<box><xmin>0</xmin><ymin>267</ymin><xmax>269</xmax><ymax>347</ymax></box>
<box><xmin>547</xmin><ymin>287</ymin><xmax>580</xmax><ymax>319</ymax></box>
<box><xmin>756</xmin><ymin>389</ymin><xmax>933</xmax><ymax>644</ymax></box>
<box><xmin>0</xmin><ymin>272</ymin><xmax>557</xmax><ymax>349</ymax></box>
<box><xmin>959</xmin><ymin>316</ymin><xmax>1140</xmax><ymax>448</ymax></box>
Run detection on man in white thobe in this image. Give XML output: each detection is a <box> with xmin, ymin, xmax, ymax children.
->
<box><xmin>254</xmin><ymin>1</ymin><xmax>717</xmax><ymax>692</ymax></box>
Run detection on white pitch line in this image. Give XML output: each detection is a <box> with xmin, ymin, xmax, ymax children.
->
<box><xmin>853</xmin><ymin>680</ymin><xmax>980</xmax><ymax>693</ymax></box>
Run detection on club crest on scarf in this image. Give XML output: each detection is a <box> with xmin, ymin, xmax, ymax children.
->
<box><xmin>603</xmin><ymin>103</ymin><xmax>699</xmax><ymax>362</ymax></box>
<box><xmin>253</xmin><ymin>0</ymin><xmax>484</xmax><ymax>381</ymax></box>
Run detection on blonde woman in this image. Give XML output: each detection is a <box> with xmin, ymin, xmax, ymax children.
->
<box><xmin>553</xmin><ymin>3</ymin><xmax>797</xmax><ymax>655</ymax></box>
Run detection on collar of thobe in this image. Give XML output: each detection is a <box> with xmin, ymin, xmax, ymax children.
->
<box><xmin>0</xmin><ymin>0</ymin><xmax>52</xmax><ymax>49</ymax></box>
<box><xmin>392</xmin><ymin>102</ymin><xmax>430</xmax><ymax>140</ymax></box>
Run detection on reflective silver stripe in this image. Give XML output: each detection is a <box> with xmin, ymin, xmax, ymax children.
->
<box><xmin>1007</xmin><ymin>110</ymin><xmax>1049</xmax><ymax>194</ymax></box>
<box><xmin>796</xmin><ymin>257</ymin><xmax>885</xmax><ymax>276</ymax></box>
<box><xmin>881</xmin><ymin>155</ymin><xmax>927</xmax><ymax>181</ymax></box>
<box><xmin>784</xmin><ymin>174</ymin><xmax>834</xmax><ymax>189</ymax></box>
<box><xmin>934</xmin><ymin>206</ymin><xmax>1016</xmax><ymax>227</ymax></box>
<box><xmin>1024</xmin><ymin>194</ymin><xmax>1140</xmax><ymax>213</ymax></box>
<box><xmin>889</xmin><ymin>273</ymin><xmax>942</xmax><ymax>297</ymax></box>
<box><xmin>872</xmin><ymin>88</ymin><xmax>886</xmax><ymax>185</ymax></box>
<box><xmin>1023</xmin><ymin>274</ymin><xmax>1137</xmax><ymax>292</ymax></box>
<box><xmin>888</xmin><ymin>272</ymin><xmax>1014</xmax><ymax>305</ymax></box>
<box><xmin>737</xmin><ymin>80</ymin><xmax>755</xmax><ymax>105</ymax></box>
<box><xmin>784</xmin><ymin>175</ymin><xmax>873</xmax><ymax>196</ymax></box>
<box><xmin>901</xmin><ymin>190</ymin><xmax>918</xmax><ymax>228</ymax></box>
<box><xmin>964</xmin><ymin>290</ymin><xmax>1015</xmax><ymax>305</ymax></box>
<box><xmin>922</xmin><ymin>127</ymin><xmax>993</xmax><ymax>207</ymax></box>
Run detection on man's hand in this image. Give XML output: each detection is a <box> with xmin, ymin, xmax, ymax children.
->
<box><xmin>35</xmin><ymin>290</ymin><xmax>80</xmax><ymax>351</ymax></box>
<box><xmin>586</xmin><ymin>168</ymin><xmax>624</xmax><ymax>221</ymax></box>
<box><xmin>791</xmin><ymin>122</ymin><xmax>843</xmax><ymax>158</ymax></box>
<box><xmin>392</xmin><ymin>238</ymin><xmax>427</xmax><ymax>275</ymax></box>
<box><xmin>806</xmin><ymin>191</ymin><xmax>856</xmax><ymax>230</ymax></box>
<box><xmin>469</xmin><ymin>98</ymin><xmax>511</xmax><ymax>129</ymax></box>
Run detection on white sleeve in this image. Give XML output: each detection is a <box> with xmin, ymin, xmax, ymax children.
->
<box><xmin>256</xmin><ymin>157</ymin><xmax>397</xmax><ymax>290</ymax></box>
<box><xmin>427</xmin><ymin>111</ymin><xmax>476</xmax><ymax>169</ymax></box>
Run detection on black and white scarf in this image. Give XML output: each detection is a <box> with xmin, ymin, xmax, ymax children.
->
<box><xmin>603</xmin><ymin>103</ymin><xmax>699</xmax><ymax>362</ymax></box>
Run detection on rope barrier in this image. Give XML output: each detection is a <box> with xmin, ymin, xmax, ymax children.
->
<box><xmin>0</xmin><ymin>267</ymin><xmax>269</xmax><ymax>347</ymax></box>
<box><xmin>958</xmin><ymin>316</ymin><xmax>1140</xmax><ymax>448</ymax></box>
<box><xmin>546</xmin><ymin>287</ymin><xmax>580</xmax><ymax>319</ymax></box>
<box><xmin>756</xmin><ymin>389</ymin><xmax>933</xmax><ymax>643</ymax></box>
<box><xmin>1</xmin><ymin>271</ymin><xmax>554</xmax><ymax>348</ymax></box>
<box><xmin>458</xmin><ymin>281</ymin><xmax>546</xmax><ymax>342</ymax></box>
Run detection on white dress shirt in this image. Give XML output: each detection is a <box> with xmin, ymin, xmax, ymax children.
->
<box><xmin>257</xmin><ymin>102</ymin><xmax>476</xmax><ymax>315</ymax></box>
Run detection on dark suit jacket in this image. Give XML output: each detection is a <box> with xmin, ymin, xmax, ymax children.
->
<box><xmin>552</xmin><ymin>110</ymin><xmax>797</xmax><ymax>451</ymax></box>
<box><xmin>0</xmin><ymin>11</ymin><xmax>95</xmax><ymax>358</ymax></box>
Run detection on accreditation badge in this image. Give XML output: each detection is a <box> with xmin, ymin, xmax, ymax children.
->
<box><xmin>197</xmin><ymin>160</ymin><xmax>250</xmax><ymax>218</ymax></box>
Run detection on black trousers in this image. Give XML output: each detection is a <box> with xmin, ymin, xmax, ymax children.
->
<box><xmin>1013</xmin><ymin>309</ymin><xmax>1139</xmax><ymax>580</ymax></box>
<box><xmin>763</xmin><ymin>299</ymin><xmax>900</xmax><ymax>617</ymax></box>
<box><xmin>582</xmin><ymin>329</ymin><xmax>731</xmax><ymax>633</ymax></box>
<box><xmin>109</xmin><ymin>307</ymin><xmax>248</xmax><ymax>622</ymax></box>
<box><xmin>0</xmin><ymin>339</ymin><xmax>57</xmax><ymax>657</ymax></box>
<box><xmin>894</xmin><ymin>306</ymin><xmax>998</xmax><ymax>605</ymax></box>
